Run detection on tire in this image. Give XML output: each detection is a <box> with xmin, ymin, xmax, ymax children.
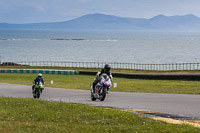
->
<box><xmin>33</xmin><ymin>89</ymin><xmax>37</xmax><ymax>98</ymax></box>
<box><xmin>33</xmin><ymin>89</ymin><xmax>40</xmax><ymax>99</ymax></box>
<box><xmin>33</xmin><ymin>94</ymin><xmax>37</xmax><ymax>98</ymax></box>
<box><xmin>36</xmin><ymin>89</ymin><xmax>40</xmax><ymax>99</ymax></box>
<box><xmin>100</xmin><ymin>88</ymin><xmax>107</xmax><ymax>101</ymax></box>
<box><xmin>91</xmin><ymin>92</ymin><xmax>96</xmax><ymax>101</ymax></box>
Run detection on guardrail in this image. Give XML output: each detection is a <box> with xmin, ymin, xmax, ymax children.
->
<box><xmin>1</xmin><ymin>61</ymin><xmax>200</xmax><ymax>71</ymax></box>
<box><xmin>0</xmin><ymin>69</ymin><xmax>77</xmax><ymax>75</ymax></box>
<box><xmin>79</xmin><ymin>71</ymin><xmax>200</xmax><ymax>80</ymax></box>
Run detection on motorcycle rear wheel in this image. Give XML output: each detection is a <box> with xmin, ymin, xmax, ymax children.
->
<box><xmin>100</xmin><ymin>88</ymin><xmax>107</xmax><ymax>101</ymax></box>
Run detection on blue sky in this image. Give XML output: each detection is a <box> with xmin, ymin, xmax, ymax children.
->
<box><xmin>1</xmin><ymin>0</ymin><xmax>200</xmax><ymax>23</ymax></box>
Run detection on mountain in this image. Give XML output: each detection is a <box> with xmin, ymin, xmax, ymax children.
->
<box><xmin>143</xmin><ymin>14</ymin><xmax>200</xmax><ymax>30</ymax></box>
<box><xmin>1</xmin><ymin>13</ymin><xmax>200</xmax><ymax>31</ymax></box>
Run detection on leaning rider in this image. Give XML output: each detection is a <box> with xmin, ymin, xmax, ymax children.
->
<box><xmin>92</xmin><ymin>64</ymin><xmax>113</xmax><ymax>93</ymax></box>
<box><xmin>32</xmin><ymin>73</ymin><xmax>45</xmax><ymax>93</ymax></box>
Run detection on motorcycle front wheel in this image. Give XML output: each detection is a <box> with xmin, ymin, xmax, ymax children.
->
<box><xmin>99</xmin><ymin>88</ymin><xmax>107</xmax><ymax>101</ymax></box>
<box><xmin>33</xmin><ymin>93</ymin><xmax>37</xmax><ymax>98</ymax></box>
<box><xmin>36</xmin><ymin>89</ymin><xmax>40</xmax><ymax>98</ymax></box>
<box><xmin>33</xmin><ymin>89</ymin><xmax>40</xmax><ymax>99</ymax></box>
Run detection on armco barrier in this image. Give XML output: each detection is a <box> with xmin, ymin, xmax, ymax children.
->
<box><xmin>0</xmin><ymin>69</ymin><xmax>77</xmax><ymax>75</ymax></box>
<box><xmin>78</xmin><ymin>71</ymin><xmax>200</xmax><ymax>80</ymax></box>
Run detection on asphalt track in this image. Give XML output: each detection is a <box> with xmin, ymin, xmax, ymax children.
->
<box><xmin>0</xmin><ymin>83</ymin><xmax>200</xmax><ymax>120</ymax></box>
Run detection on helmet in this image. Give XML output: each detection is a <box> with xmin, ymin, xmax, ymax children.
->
<box><xmin>38</xmin><ymin>73</ymin><xmax>42</xmax><ymax>78</ymax></box>
<box><xmin>104</xmin><ymin>64</ymin><xmax>111</xmax><ymax>72</ymax></box>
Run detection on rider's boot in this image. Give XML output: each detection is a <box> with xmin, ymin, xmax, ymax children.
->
<box><xmin>107</xmin><ymin>88</ymin><xmax>110</xmax><ymax>94</ymax></box>
<box><xmin>32</xmin><ymin>86</ymin><xmax>34</xmax><ymax>94</ymax></box>
<box><xmin>92</xmin><ymin>83</ymin><xmax>96</xmax><ymax>94</ymax></box>
<box><xmin>41</xmin><ymin>88</ymin><xmax>44</xmax><ymax>93</ymax></box>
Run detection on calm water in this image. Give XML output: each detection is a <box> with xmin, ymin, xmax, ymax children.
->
<box><xmin>0</xmin><ymin>30</ymin><xmax>200</xmax><ymax>64</ymax></box>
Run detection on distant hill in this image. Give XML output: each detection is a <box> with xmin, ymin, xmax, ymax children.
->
<box><xmin>1</xmin><ymin>13</ymin><xmax>200</xmax><ymax>31</ymax></box>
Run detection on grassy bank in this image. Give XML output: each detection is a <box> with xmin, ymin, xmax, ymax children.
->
<box><xmin>0</xmin><ymin>97</ymin><xmax>199</xmax><ymax>133</ymax></box>
<box><xmin>1</xmin><ymin>73</ymin><xmax>200</xmax><ymax>94</ymax></box>
<box><xmin>1</xmin><ymin>66</ymin><xmax>200</xmax><ymax>74</ymax></box>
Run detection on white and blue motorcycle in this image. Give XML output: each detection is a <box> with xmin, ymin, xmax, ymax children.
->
<box><xmin>91</xmin><ymin>74</ymin><xmax>112</xmax><ymax>101</ymax></box>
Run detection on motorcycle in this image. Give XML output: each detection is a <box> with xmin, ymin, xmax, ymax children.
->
<box><xmin>33</xmin><ymin>81</ymin><xmax>44</xmax><ymax>99</ymax></box>
<box><xmin>91</xmin><ymin>73</ymin><xmax>112</xmax><ymax>101</ymax></box>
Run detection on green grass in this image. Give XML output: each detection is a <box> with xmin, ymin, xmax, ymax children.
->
<box><xmin>1</xmin><ymin>66</ymin><xmax>200</xmax><ymax>74</ymax></box>
<box><xmin>0</xmin><ymin>97</ymin><xmax>199</xmax><ymax>133</ymax></box>
<box><xmin>1</xmin><ymin>73</ymin><xmax>200</xmax><ymax>94</ymax></box>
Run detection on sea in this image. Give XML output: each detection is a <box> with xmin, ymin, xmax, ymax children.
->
<box><xmin>1</xmin><ymin>30</ymin><xmax>200</xmax><ymax>64</ymax></box>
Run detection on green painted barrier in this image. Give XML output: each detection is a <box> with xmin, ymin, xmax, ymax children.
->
<box><xmin>45</xmin><ymin>70</ymin><xmax>49</xmax><ymax>74</ymax></box>
<box><xmin>39</xmin><ymin>70</ymin><xmax>43</xmax><ymax>73</ymax></box>
<box><xmin>70</xmin><ymin>71</ymin><xmax>74</xmax><ymax>75</ymax></box>
<box><xmin>32</xmin><ymin>70</ymin><xmax>37</xmax><ymax>73</ymax></box>
<box><xmin>74</xmin><ymin>71</ymin><xmax>77</xmax><ymax>75</ymax></box>
<box><xmin>64</xmin><ymin>71</ymin><xmax>68</xmax><ymax>75</ymax></box>
<box><xmin>57</xmin><ymin>70</ymin><xmax>61</xmax><ymax>74</ymax></box>
<box><xmin>51</xmin><ymin>70</ymin><xmax>55</xmax><ymax>74</ymax></box>
<box><xmin>0</xmin><ymin>69</ymin><xmax>77</xmax><ymax>75</ymax></box>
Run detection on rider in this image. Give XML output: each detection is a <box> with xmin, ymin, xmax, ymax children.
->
<box><xmin>32</xmin><ymin>73</ymin><xmax>45</xmax><ymax>93</ymax></box>
<box><xmin>92</xmin><ymin>64</ymin><xmax>113</xmax><ymax>93</ymax></box>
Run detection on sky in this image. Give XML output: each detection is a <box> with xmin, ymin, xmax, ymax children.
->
<box><xmin>0</xmin><ymin>0</ymin><xmax>200</xmax><ymax>23</ymax></box>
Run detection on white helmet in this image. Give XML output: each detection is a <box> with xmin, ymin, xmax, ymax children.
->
<box><xmin>38</xmin><ymin>73</ymin><xmax>42</xmax><ymax>78</ymax></box>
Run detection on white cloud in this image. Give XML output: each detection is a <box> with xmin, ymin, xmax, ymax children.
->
<box><xmin>30</xmin><ymin>2</ymin><xmax>45</xmax><ymax>12</ymax></box>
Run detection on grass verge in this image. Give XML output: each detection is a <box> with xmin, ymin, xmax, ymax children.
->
<box><xmin>0</xmin><ymin>97</ymin><xmax>199</xmax><ymax>133</ymax></box>
<box><xmin>0</xmin><ymin>73</ymin><xmax>200</xmax><ymax>94</ymax></box>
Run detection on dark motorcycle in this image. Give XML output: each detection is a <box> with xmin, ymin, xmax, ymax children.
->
<box><xmin>33</xmin><ymin>81</ymin><xmax>44</xmax><ymax>99</ymax></box>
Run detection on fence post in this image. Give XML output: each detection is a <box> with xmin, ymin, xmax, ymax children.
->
<box><xmin>171</xmin><ymin>64</ymin><xmax>173</xmax><ymax>70</ymax></box>
<box><xmin>164</xmin><ymin>64</ymin><xmax>165</xmax><ymax>71</ymax></box>
<box><xmin>193</xmin><ymin>63</ymin><xmax>195</xmax><ymax>70</ymax></box>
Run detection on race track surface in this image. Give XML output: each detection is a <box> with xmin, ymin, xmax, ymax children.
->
<box><xmin>0</xmin><ymin>83</ymin><xmax>200</xmax><ymax>120</ymax></box>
